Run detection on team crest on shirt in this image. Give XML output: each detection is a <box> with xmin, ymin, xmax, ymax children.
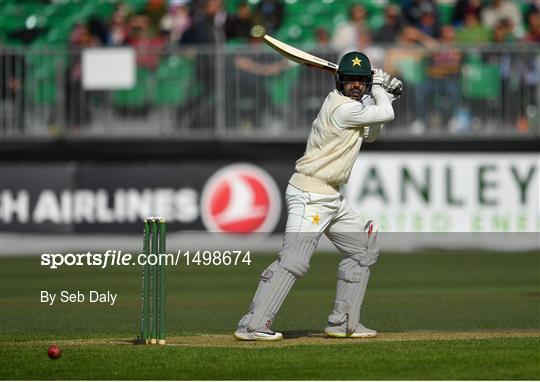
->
<box><xmin>311</xmin><ymin>213</ymin><xmax>321</xmax><ymax>225</ymax></box>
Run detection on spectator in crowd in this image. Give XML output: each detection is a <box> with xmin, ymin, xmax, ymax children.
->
<box><xmin>314</xmin><ymin>27</ymin><xmax>331</xmax><ymax>46</ymax></box>
<box><xmin>384</xmin><ymin>26</ymin><xmax>437</xmax><ymax>128</ymax></box>
<box><xmin>486</xmin><ymin>18</ymin><xmax>522</xmax><ymax>129</ymax></box>
<box><xmin>88</xmin><ymin>15</ymin><xmax>111</xmax><ymax>45</ymax></box>
<box><xmin>181</xmin><ymin>0</ymin><xmax>225</xmax><ymax>45</ymax></box>
<box><xmin>415</xmin><ymin>26</ymin><xmax>462</xmax><ymax>131</ymax></box>
<box><xmin>126</xmin><ymin>14</ymin><xmax>164</xmax><ymax>70</ymax></box>
<box><xmin>489</xmin><ymin>10</ymin><xmax>539</xmax><ymax>131</ymax></box>
<box><xmin>373</xmin><ymin>5</ymin><xmax>403</xmax><ymax>44</ymax></box>
<box><xmin>455</xmin><ymin>9</ymin><xmax>491</xmax><ymax>43</ymax></box>
<box><xmin>65</xmin><ymin>23</ymin><xmax>99</xmax><ymax>130</ymax></box>
<box><xmin>415</xmin><ymin>2</ymin><xmax>441</xmax><ymax>38</ymax></box>
<box><xmin>160</xmin><ymin>0</ymin><xmax>192</xmax><ymax>44</ymax></box>
<box><xmin>452</xmin><ymin>0</ymin><xmax>483</xmax><ymax>27</ymax></box>
<box><xmin>331</xmin><ymin>3</ymin><xmax>369</xmax><ymax>56</ymax></box>
<box><xmin>492</xmin><ymin>17</ymin><xmax>517</xmax><ymax>43</ymax></box>
<box><xmin>0</xmin><ymin>38</ymin><xmax>26</xmax><ymax>133</ymax></box>
<box><xmin>109</xmin><ymin>10</ymin><xmax>129</xmax><ymax>46</ymax></box>
<box><xmin>253</xmin><ymin>0</ymin><xmax>284</xmax><ymax>34</ymax></box>
<box><xmin>225</xmin><ymin>2</ymin><xmax>253</xmax><ymax>41</ymax></box>
<box><xmin>519</xmin><ymin>7</ymin><xmax>540</xmax><ymax>131</ymax></box>
<box><xmin>144</xmin><ymin>0</ymin><xmax>168</xmax><ymax>33</ymax></box>
<box><xmin>523</xmin><ymin>8</ymin><xmax>540</xmax><ymax>43</ymax></box>
<box><xmin>517</xmin><ymin>55</ymin><xmax>540</xmax><ymax>132</ymax></box>
<box><xmin>481</xmin><ymin>0</ymin><xmax>523</xmax><ymax>38</ymax></box>
<box><xmin>525</xmin><ymin>0</ymin><xmax>540</xmax><ymax>15</ymax></box>
<box><xmin>5</xmin><ymin>0</ymin><xmax>537</xmax><ymax>136</ymax></box>
<box><xmin>402</xmin><ymin>0</ymin><xmax>440</xmax><ymax>32</ymax></box>
<box><xmin>179</xmin><ymin>0</ymin><xmax>226</xmax><ymax>128</ymax></box>
<box><xmin>294</xmin><ymin>28</ymin><xmax>337</xmax><ymax>125</ymax></box>
<box><xmin>384</xmin><ymin>26</ymin><xmax>437</xmax><ymax>77</ymax></box>
<box><xmin>359</xmin><ymin>31</ymin><xmax>385</xmax><ymax>69</ymax></box>
<box><xmin>226</xmin><ymin>36</ymin><xmax>289</xmax><ymax>129</ymax></box>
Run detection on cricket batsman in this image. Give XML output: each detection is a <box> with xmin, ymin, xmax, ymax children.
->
<box><xmin>234</xmin><ymin>52</ymin><xmax>402</xmax><ymax>341</ymax></box>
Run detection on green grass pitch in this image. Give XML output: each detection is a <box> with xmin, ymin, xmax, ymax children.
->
<box><xmin>1</xmin><ymin>251</ymin><xmax>539</xmax><ymax>379</ymax></box>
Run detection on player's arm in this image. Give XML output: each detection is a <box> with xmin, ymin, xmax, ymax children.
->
<box><xmin>332</xmin><ymin>85</ymin><xmax>395</xmax><ymax>129</ymax></box>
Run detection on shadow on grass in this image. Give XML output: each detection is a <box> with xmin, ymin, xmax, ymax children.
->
<box><xmin>281</xmin><ymin>330</ymin><xmax>325</xmax><ymax>339</ymax></box>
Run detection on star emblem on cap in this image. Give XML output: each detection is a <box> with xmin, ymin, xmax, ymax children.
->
<box><xmin>351</xmin><ymin>57</ymin><xmax>362</xmax><ymax>67</ymax></box>
<box><xmin>311</xmin><ymin>213</ymin><xmax>320</xmax><ymax>225</ymax></box>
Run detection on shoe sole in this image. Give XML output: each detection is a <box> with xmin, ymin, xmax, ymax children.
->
<box><xmin>233</xmin><ymin>332</ymin><xmax>255</xmax><ymax>341</ymax></box>
<box><xmin>325</xmin><ymin>331</ymin><xmax>377</xmax><ymax>338</ymax></box>
<box><xmin>233</xmin><ymin>332</ymin><xmax>283</xmax><ymax>341</ymax></box>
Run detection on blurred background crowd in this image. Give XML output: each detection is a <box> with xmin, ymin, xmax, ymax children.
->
<box><xmin>1</xmin><ymin>0</ymin><xmax>539</xmax><ymax>138</ymax></box>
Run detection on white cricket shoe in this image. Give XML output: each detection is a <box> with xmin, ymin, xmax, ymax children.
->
<box><xmin>324</xmin><ymin>323</ymin><xmax>377</xmax><ymax>338</ymax></box>
<box><xmin>233</xmin><ymin>327</ymin><xmax>283</xmax><ymax>341</ymax></box>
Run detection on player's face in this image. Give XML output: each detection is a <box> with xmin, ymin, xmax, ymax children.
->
<box><xmin>342</xmin><ymin>77</ymin><xmax>370</xmax><ymax>101</ymax></box>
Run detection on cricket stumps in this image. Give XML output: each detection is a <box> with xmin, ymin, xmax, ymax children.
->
<box><xmin>138</xmin><ymin>217</ymin><xmax>166</xmax><ymax>345</ymax></box>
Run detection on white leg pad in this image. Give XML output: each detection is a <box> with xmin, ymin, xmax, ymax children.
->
<box><xmin>247</xmin><ymin>265</ymin><xmax>297</xmax><ymax>331</ymax></box>
<box><xmin>328</xmin><ymin>258</ymin><xmax>371</xmax><ymax>333</ymax></box>
<box><xmin>237</xmin><ymin>260</ymin><xmax>279</xmax><ymax>329</ymax></box>
<box><xmin>241</xmin><ymin>235</ymin><xmax>319</xmax><ymax>332</ymax></box>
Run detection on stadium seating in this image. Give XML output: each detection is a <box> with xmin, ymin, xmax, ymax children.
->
<box><xmin>154</xmin><ymin>56</ymin><xmax>198</xmax><ymax>106</ymax></box>
<box><xmin>25</xmin><ymin>47</ymin><xmax>67</xmax><ymax>106</ymax></box>
<box><xmin>0</xmin><ymin>0</ymin><xmax>529</xmax><ymax>126</ymax></box>
<box><xmin>112</xmin><ymin>67</ymin><xmax>151</xmax><ymax>108</ymax></box>
<box><xmin>1</xmin><ymin>0</ymin><xmax>533</xmax><ymax>48</ymax></box>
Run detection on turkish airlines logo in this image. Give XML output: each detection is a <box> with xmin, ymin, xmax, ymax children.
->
<box><xmin>201</xmin><ymin>164</ymin><xmax>281</xmax><ymax>233</ymax></box>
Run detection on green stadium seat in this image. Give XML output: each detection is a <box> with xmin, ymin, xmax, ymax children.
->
<box><xmin>226</xmin><ymin>38</ymin><xmax>248</xmax><ymax>48</ymax></box>
<box><xmin>266</xmin><ymin>66</ymin><xmax>299</xmax><ymax>106</ymax></box>
<box><xmin>154</xmin><ymin>82</ymin><xmax>183</xmax><ymax>106</ymax></box>
<box><xmin>155</xmin><ymin>56</ymin><xmax>192</xmax><ymax>80</ymax></box>
<box><xmin>31</xmin><ymin>80</ymin><xmax>57</xmax><ymax>105</ymax></box>
<box><xmin>127</xmin><ymin>1</ymin><xmax>148</xmax><ymax>15</ymax></box>
<box><xmin>25</xmin><ymin>56</ymin><xmax>62</xmax><ymax>106</ymax></box>
<box><xmin>225</xmin><ymin>0</ymin><xmax>246</xmax><ymax>13</ymax></box>
<box><xmin>368</xmin><ymin>13</ymin><xmax>385</xmax><ymax>30</ymax></box>
<box><xmin>437</xmin><ymin>2</ymin><xmax>454</xmax><ymax>25</ymax></box>
<box><xmin>364</xmin><ymin>1</ymin><xmax>386</xmax><ymax>18</ymax></box>
<box><xmin>154</xmin><ymin>56</ymin><xmax>198</xmax><ymax>106</ymax></box>
<box><xmin>305</xmin><ymin>1</ymin><xmax>324</xmax><ymax>16</ymax></box>
<box><xmin>45</xmin><ymin>23</ymin><xmax>72</xmax><ymax>44</ymax></box>
<box><xmin>113</xmin><ymin>67</ymin><xmax>152</xmax><ymax>108</ymax></box>
<box><xmin>312</xmin><ymin>15</ymin><xmax>334</xmax><ymax>32</ymax></box>
<box><xmin>91</xmin><ymin>2</ymin><xmax>116</xmax><ymax>19</ymax></box>
<box><xmin>0</xmin><ymin>12</ymin><xmax>26</xmax><ymax>33</ymax></box>
<box><xmin>461</xmin><ymin>61</ymin><xmax>500</xmax><ymax>101</ymax></box>
<box><xmin>42</xmin><ymin>4</ymin><xmax>61</xmax><ymax>18</ymax></box>
<box><xmin>313</xmin><ymin>1</ymin><xmax>333</xmax><ymax>17</ymax></box>
<box><xmin>332</xmin><ymin>13</ymin><xmax>347</xmax><ymax>27</ymax></box>
<box><xmin>25</xmin><ymin>64</ymin><xmax>57</xmax><ymax>105</ymax></box>
<box><xmin>298</xmin><ymin>13</ymin><xmax>314</xmax><ymax>28</ymax></box>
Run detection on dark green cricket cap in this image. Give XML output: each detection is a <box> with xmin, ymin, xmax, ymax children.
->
<box><xmin>337</xmin><ymin>52</ymin><xmax>371</xmax><ymax>77</ymax></box>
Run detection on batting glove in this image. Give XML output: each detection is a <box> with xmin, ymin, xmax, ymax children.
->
<box><xmin>386</xmin><ymin>77</ymin><xmax>403</xmax><ymax>97</ymax></box>
<box><xmin>372</xmin><ymin>69</ymin><xmax>390</xmax><ymax>88</ymax></box>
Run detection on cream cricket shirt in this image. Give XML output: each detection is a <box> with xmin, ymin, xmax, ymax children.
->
<box><xmin>289</xmin><ymin>85</ymin><xmax>395</xmax><ymax>195</ymax></box>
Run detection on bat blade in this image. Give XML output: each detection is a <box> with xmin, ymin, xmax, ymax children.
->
<box><xmin>263</xmin><ymin>34</ymin><xmax>338</xmax><ymax>73</ymax></box>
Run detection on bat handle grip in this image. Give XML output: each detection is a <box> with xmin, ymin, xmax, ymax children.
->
<box><xmin>391</xmin><ymin>86</ymin><xmax>403</xmax><ymax>96</ymax></box>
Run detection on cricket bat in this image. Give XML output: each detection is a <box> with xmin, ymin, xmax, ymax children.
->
<box><xmin>263</xmin><ymin>34</ymin><xmax>402</xmax><ymax>96</ymax></box>
<box><xmin>263</xmin><ymin>34</ymin><xmax>338</xmax><ymax>73</ymax></box>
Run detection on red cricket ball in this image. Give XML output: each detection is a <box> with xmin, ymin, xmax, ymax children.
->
<box><xmin>47</xmin><ymin>345</ymin><xmax>62</xmax><ymax>359</ymax></box>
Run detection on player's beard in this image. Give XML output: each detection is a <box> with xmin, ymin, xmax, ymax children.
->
<box><xmin>345</xmin><ymin>88</ymin><xmax>366</xmax><ymax>101</ymax></box>
<box><xmin>347</xmin><ymin>90</ymin><xmax>363</xmax><ymax>101</ymax></box>
<box><xmin>343</xmin><ymin>83</ymin><xmax>368</xmax><ymax>101</ymax></box>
